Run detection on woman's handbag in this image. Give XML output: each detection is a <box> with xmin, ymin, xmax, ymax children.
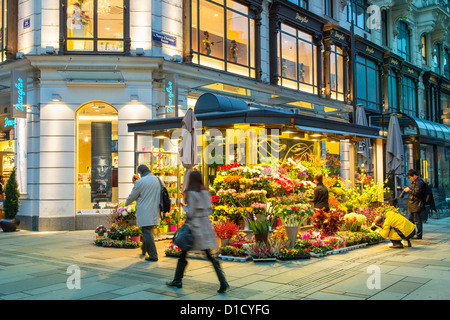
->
<box><xmin>173</xmin><ymin>223</ymin><xmax>194</xmax><ymax>251</ymax></box>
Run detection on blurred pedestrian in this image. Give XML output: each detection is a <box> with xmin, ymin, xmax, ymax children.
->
<box><xmin>166</xmin><ymin>171</ymin><xmax>229</xmax><ymax>293</ymax></box>
<box><xmin>125</xmin><ymin>164</ymin><xmax>161</xmax><ymax>261</ymax></box>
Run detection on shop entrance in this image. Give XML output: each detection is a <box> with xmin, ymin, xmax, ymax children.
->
<box><xmin>76</xmin><ymin>101</ymin><xmax>118</xmax><ymax>211</ymax></box>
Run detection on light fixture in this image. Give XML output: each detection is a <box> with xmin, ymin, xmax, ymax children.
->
<box><xmin>51</xmin><ymin>94</ymin><xmax>61</xmax><ymax>101</ymax></box>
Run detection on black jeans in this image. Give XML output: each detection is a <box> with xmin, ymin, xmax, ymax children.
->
<box><xmin>408</xmin><ymin>212</ymin><xmax>423</xmax><ymax>238</ymax></box>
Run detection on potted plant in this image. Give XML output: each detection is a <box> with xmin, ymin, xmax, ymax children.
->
<box><xmin>0</xmin><ymin>166</ymin><xmax>21</xmax><ymax>232</ymax></box>
<box><xmin>213</xmin><ymin>221</ymin><xmax>239</xmax><ymax>246</ymax></box>
<box><xmin>95</xmin><ymin>225</ymin><xmax>107</xmax><ymax>239</ymax></box>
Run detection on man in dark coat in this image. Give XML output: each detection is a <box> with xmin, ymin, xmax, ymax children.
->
<box><xmin>402</xmin><ymin>169</ymin><xmax>426</xmax><ymax>239</ymax></box>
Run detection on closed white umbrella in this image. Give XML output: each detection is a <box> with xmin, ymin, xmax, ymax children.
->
<box><xmin>180</xmin><ymin>108</ymin><xmax>198</xmax><ymax>193</ymax></box>
<box><xmin>386</xmin><ymin>114</ymin><xmax>405</xmax><ymax>199</ymax></box>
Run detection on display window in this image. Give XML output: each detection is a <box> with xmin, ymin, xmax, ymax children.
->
<box><xmin>277</xmin><ymin>23</ymin><xmax>318</xmax><ymax>94</ymax></box>
<box><xmin>76</xmin><ymin>101</ymin><xmax>118</xmax><ymax>210</ymax></box>
<box><xmin>66</xmin><ymin>0</ymin><xmax>125</xmax><ymax>53</ymax></box>
<box><xmin>189</xmin><ymin>0</ymin><xmax>256</xmax><ymax>78</ymax></box>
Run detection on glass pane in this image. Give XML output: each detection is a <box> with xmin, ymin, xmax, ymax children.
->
<box><xmin>281</xmin><ymin>32</ymin><xmax>297</xmax><ymax>80</ymax></box>
<box><xmin>98</xmin><ymin>0</ymin><xmax>123</xmax><ymax>39</ymax></box>
<box><xmin>199</xmin><ymin>0</ymin><xmax>224</xmax><ymax>59</ymax></box>
<box><xmin>227</xmin><ymin>10</ymin><xmax>249</xmax><ymax>66</ymax></box>
<box><xmin>298</xmin><ymin>39</ymin><xmax>313</xmax><ymax>85</ymax></box>
<box><xmin>98</xmin><ymin>40</ymin><xmax>123</xmax><ymax>52</ymax></box>
<box><xmin>67</xmin><ymin>0</ymin><xmax>94</xmax><ymax>39</ymax></box>
<box><xmin>67</xmin><ymin>40</ymin><xmax>94</xmax><ymax>51</ymax></box>
<box><xmin>191</xmin><ymin>0</ymin><xmax>198</xmax><ymax>52</ymax></box>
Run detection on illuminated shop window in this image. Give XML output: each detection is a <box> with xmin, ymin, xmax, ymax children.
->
<box><xmin>76</xmin><ymin>102</ymin><xmax>118</xmax><ymax>210</ymax></box>
<box><xmin>66</xmin><ymin>0</ymin><xmax>125</xmax><ymax>53</ymax></box>
<box><xmin>1</xmin><ymin>0</ymin><xmax>7</xmax><ymax>62</ymax></box>
<box><xmin>190</xmin><ymin>0</ymin><xmax>256</xmax><ymax>78</ymax></box>
<box><xmin>330</xmin><ymin>44</ymin><xmax>344</xmax><ymax>101</ymax></box>
<box><xmin>277</xmin><ymin>23</ymin><xmax>318</xmax><ymax>95</ymax></box>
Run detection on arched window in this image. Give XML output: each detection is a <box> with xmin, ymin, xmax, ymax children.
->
<box><xmin>64</xmin><ymin>0</ymin><xmax>128</xmax><ymax>54</ymax></box>
<box><xmin>76</xmin><ymin>101</ymin><xmax>118</xmax><ymax>210</ymax></box>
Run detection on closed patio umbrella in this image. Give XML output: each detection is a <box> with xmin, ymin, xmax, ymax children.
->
<box><xmin>386</xmin><ymin>114</ymin><xmax>405</xmax><ymax>199</ymax></box>
<box><xmin>180</xmin><ymin>108</ymin><xmax>198</xmax><ymax>193</ymax></box>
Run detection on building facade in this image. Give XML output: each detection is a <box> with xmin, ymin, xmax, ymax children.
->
<box><xmin>0</xmin><ymin>0</ymin><xmax>448</xmax><ymax>231</ymax></box>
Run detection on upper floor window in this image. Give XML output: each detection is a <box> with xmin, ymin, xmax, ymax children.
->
<box><xmin>356</xmin><ymin>55</ymin><xmax>380</xmax><ymax>111</ymax></box>
<box><xmin>277</xmin><ymin>23</ymin><xmax>318</xmax><ymax>95</ymax></box>
<box><xmin>348</xmin><ymin>0</ymin><xmax>369</xmax><ymax>31</ymax></box>
<box><xmin>190</xmin><ymin>0</ymin><xmax>256</xmax><ymax>78</ymax></box>
<box><xmin>330</xmin><ymin>44</ymin><xmax>344</xmax><ymax>101</ymax></box>
<box><xmin>396</xmin><ymin>21</ymin><xmax>410</xmax><ymax>62</ymax></box>
<box><xmin>1</xmin><ymin>0</ymin><xmax>7</xmax><ymax>62</ymax></box>
<box><xmin>65</xmin><ymin>0</ymin><xmax>125</xmax><ymax>53</ymax></box>
<box><xmin>421</xmin><ymin>35</ymin><xmax>427</xmax><ymax>65</ymax></box>
<box><xmin>287</xmin><ymin>0</ymin><xmax>308</xmax><ymax>9</ymax></box>
<box><xmin>433</xmin><ymin>43</ymin><xmax>441</xmax><ymax>74</ymax></box>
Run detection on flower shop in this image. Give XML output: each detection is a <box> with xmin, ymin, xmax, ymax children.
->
<box><xmin>120</xmin><ymin>93</ymin><xmax>393</xmax><ymax>260</ymax></box>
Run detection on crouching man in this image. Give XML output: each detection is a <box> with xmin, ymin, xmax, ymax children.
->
<box><xmin>371</xmin><ymin>211</ymin><xmax>416</xmax><ymax>248</ymax></box>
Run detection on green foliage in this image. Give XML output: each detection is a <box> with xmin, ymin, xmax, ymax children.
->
<box><xmin>4</xmin><ymin>166</ymin><xmax>20</xmax><ymax>219</ymax></box>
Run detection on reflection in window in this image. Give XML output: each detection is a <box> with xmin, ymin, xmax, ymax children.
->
<box><xmin>66</xmin><ymin>0</ymin><xmax>124</xmax><ymax>53</ymax></box>
<box><xmin>277</xmin><ymin>24</ymin><xmax>317</xmax><ymax>94</ymax></box>
<box><xmin>401</xmin><ymin>76</ymin><xmax>416</xmax><ymax>117</ymax></box>
<box><xmin>397</xmin><ymin>21</ymin><xmax>410</xmax><ymax>62</ymax></box>
<box><xmin>356</xmin><ymin>55</ymin><xmax>380</xmax><ymax>111</ymax></box>
<box><xmin>1</xmin><ymin>0</ymin><xmax>7</xmax><ymax>62</ymax></box>
<box><xmin>330</xmin><ymin>45</ymin><xmax>344</xmax><ymax>101</ymax></box>
<box><xmin>190</xmin><ymin>0</ymin><xmax>255</xmax><ymax>78</ymax></box>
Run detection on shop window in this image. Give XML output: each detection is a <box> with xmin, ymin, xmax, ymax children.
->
<box><xmin>190</xmin><ymin>0</ymin><xmax>256</xmax><ymax>78</ymax></box>
<box><xmin>396</xmin><ymin>21</ymin><xmax>410</xmax><ymax>62</ymax></box>
<box><xmin>76</xmin><ymin>102</ymin><xmax>118</xmax><ymax>210</ymax></box>
<box><xmin>401</xmin><ymin>76</ymin><xmax>416</xmax><ymax>117</ymax></box>
<box><xmin>1</xmin><ymin>0</ymin><xmax>7</xmax><ymax>62</ymax></box>
<box><xmin>387</xmin><ymin>69</ymin><xmax>398</xmax><ymax>113</ymax></box>
<box><xmin>287</xmin><ymin>0</ymin><xmax>308</xmax><ymax>9</ymax></box>
<box><xmin>65</xmin><ymin>0</ymin><xmax>126</xmax><ymax>53</ymax></box>
<box><xmin>330</xmin><ymin>44</ymin><xmax>344</xmax><ymax>101</ymax></box>
<box><xmin>277</xmin><ymin>23</ymin><xmax>318</xmax><ymax>94</ymax></box>
<box><xmin>356</xmin><ymin>55</ymin><xmax>380</xmax><ymax>111</ymax></box>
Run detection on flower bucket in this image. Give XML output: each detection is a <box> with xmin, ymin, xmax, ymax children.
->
<box><xmin>169</xmin><ymin>224</ymin><xmax>177</xmax><ymax>232</ymax></box>
<box><xmin>254</xmin><ymin>233</ymin><xmax>268</xmax><ymax>244</ymax></box>
<box><xmin>285</xmin><ymin>226</ymin><xmax>300</xmax><ymax>249</ymax></box>
<box><xmin>130</xmin><ymin>236</ymin><xmax>140</xmax><ymax>242</ymax></box>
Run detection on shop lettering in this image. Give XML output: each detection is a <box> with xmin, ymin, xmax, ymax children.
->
<box><xmin>166</xmin><ymin>80</ymin><xmax>174</xmax><ymax>113</ymax></box>
<box><xmin>4</xmin><ymin>117</ymin><xmax>15</xmax><ymax>128</ymax></box>
<box><xmin>14</xmin><ymin>77</ymin><xmax>26</xmax><ymax>112</ymax></box>
<box><xmin>180</xmin><ymin>304</ymin><xmax>214</xmax><ymax>317</ymax></box>
<box><xmin>295</xmin><ymin>13</ymin><xmax>308</xmax><ymax>24</ymax></box>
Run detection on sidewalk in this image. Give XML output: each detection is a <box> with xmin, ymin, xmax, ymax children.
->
<box><xmin>1</xmin><ymin>217</ymin><xmax>450</xmax><ymax>300</ymax></box>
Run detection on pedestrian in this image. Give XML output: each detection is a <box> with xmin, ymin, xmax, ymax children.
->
<box><xmin>371</xmin><ymin>211</ymin><xmax>416</xmax><ymax>248</ymax></box>
<box><xmin>125</xmin><ymin>164</ymin><xmax>161</xmax><ymax>261</ymax></box>
<box><xmin>402</xmin><ymin>169</ymin><xmax>426</xmax><ymax>239</ymax></box>
<box><xmin>311</xmin><ymin>173</ymin><xmax>330</xmax><ymax>212</ymax></box>
<box><xmin>166</xmin><ymin>170</ymin><xmax>229</xmax><ymax>294</ymax></box>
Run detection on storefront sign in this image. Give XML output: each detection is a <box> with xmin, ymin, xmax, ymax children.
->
<box><xmin>165</xmin><ymin>73</ymin><xmax>178</xmax><ymax>117</ymax></box>
<box><xmin>152</xmin><ymin>31</ymin><xmax>177</xmax><ymax>47</ymax></box>
<box><xmin>10</xmin><ymin>70</ymin><xmax>27</xmax><ymax>119</ymax></box>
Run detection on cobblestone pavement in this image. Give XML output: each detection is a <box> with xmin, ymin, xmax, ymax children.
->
<box><xmin>1</xmin><ymin>217</ymin><xmax>450</xmax><ymax>301</ymax></box>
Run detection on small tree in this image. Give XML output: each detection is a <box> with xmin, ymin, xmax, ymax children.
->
<box><xmin>4</xmin><ymin>166</ymin><xmax>20</xmax><ymax>219</ymax></box>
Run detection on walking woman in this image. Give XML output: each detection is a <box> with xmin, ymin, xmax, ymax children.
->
<box><xmin>166</xmin><ymin>171</ymin><xmax>229</xmax><ymax>293</ymax></box>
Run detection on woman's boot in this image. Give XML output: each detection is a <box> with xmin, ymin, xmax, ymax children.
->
<box><xmin>166</xmin><ymin>258</ymin><xmax>187</xmax><ymax>288</ymax></box>
<box><xmin>212</xmin><ymin>259</ymin><xmax>229</xmax><ymax>293</ymax></box>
